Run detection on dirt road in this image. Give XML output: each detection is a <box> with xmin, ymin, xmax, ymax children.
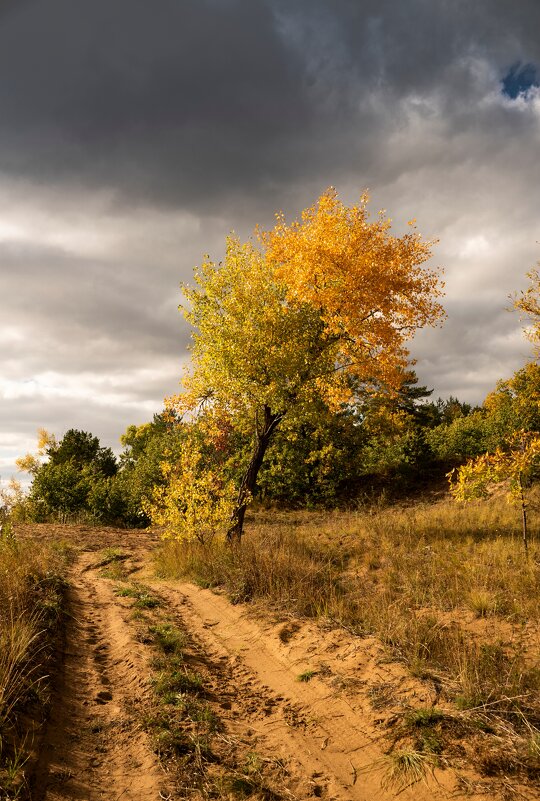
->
<box><xmin>33</xmin><ymin>539</ymin><xmax>163</xmax><ymax>801</ymax></box>
<box><xmin>24</xmin><ymin>525</ymin><xmax>497</xmax><ymax>801</ymax></box>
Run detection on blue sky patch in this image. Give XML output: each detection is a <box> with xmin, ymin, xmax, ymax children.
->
<box><xmin>502</xmin><ymin>62</ymin><xmax>538</xmax><ymax>98</ymax></box>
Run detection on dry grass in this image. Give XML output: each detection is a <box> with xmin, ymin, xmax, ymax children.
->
<box><xmin>0</xmin><ymin>523</ymin><xmax>70</xmax><ymax>797</ymax></box>
<box><xmin>155</xmin><ymin>493</ymin><xmax>540</xmax><ymax>785</ymax></box>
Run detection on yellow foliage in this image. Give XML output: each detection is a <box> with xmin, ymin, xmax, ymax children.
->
<box><xmin>169</xmin><ymin>189</ymin><xmax>444</xmax><ymax>423</ymax></box>
<box><xmin>514</xmin><ymin>265</ymin><xmax>540</xmax><ymax>348</ymax></box>
<box><xmin>145</xmin><ymin>439</ymin><xmax>237</xmax><ymax>544</ymax></box>
<box><xmin>36</xmin><ymin>428</ymin><xmax>56</xmax><ymax>454</ymax></box>
<box><xmin>450</xmin><ymin>431</ymin><xmax>540</xmax><ymax>506</ymax></box>
<box><xmin>15</xmin><ymin>454</ymin><xmax>40</xmax><ymax>474</ymax></box>
<box><xmin>16</xmin><ymin>428</ymin><xmax>56</xmax><ymax>475</ymax></box>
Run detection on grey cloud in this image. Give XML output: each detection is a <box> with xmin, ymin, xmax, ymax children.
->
<box><xmin>1</xmin><ymin>0</ymin><xmax>540</xmax><ymax>472</ymax></box>
<box><xmin>1</xmin><ymin>0</ymin><xmax>536</xmax><ymax>214</ymax></box>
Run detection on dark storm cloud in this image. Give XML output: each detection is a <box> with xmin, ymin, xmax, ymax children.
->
<box><xmin>1</xmin><ymin>0</ymin><xmax>536</xmax><ymax>214</ymax></box>
<box><xmin>0</xmin><ymin>0</ymin><xmax>316</xmax><ymax>212</ymax></box>
<box><xmin>2</xmin><ymin>0</ymin><xmax>540</xmax><ymax>476</ymax></box>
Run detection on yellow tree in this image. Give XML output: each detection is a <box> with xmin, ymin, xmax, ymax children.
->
<box><xmin>169</xmin><ymin>189</ymin><xmax>444</xmax><ymax>541</ymax></box>
<box><xmin>451</xmin><ymin>264</ymin><xmax>540</xmax><ymax>553</ymax></box>
<box><xmin>514</xmin><ymin>264</ymin><xmax>540</xmax><ymax>349</ymax></box>
<box><xmin>449</xmin><ymin>431</ymin><xmax>540</xmax><ymax>553</ymax></box>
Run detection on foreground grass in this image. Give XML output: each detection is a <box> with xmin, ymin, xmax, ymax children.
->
<box><xmin>155</xmin><ymin>495</ymin><xmax>540</xmax><ymax>787</ymax></box>
<box><xmin>0</xmin><ymin>523</ymin><xmax>70</xmax><ymax>798</ymax></box>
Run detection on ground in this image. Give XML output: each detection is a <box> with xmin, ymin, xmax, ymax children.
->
<box><xmin>16</xmin><ymin>523</ymin><xmax>537</xmax><ymax>801</ymax></box>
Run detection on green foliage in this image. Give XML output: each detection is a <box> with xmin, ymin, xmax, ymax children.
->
<box><xmin>22</xmin><ymin>429</ymin><xmax>123</xmax><ymax>524</ymax></box>
<box><xmin>117</xmin><ymin>414</ymin><xmax>185</xmax><ymax>526</ymax></box>
<box><xmin>257</xmin><ymin>400</ymin><xmax>366</xmax><ymax>505</ymax></box>
<box><xmin>426</xmin><ymin>410</ymin><xmax>491</xmax><ymax>464</ymax></box>
<box><xmin>48</xmin><ymin>429</ymin><xmax>117</xmax><ymax>477</ymax></box>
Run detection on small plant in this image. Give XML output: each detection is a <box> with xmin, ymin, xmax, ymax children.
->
<box><xmin>114</xmin><ymin>585</ymin><xmax>139</xmax><ymax>598</ymax></box>
<box><xmin>149</xmin><ymin>623</ymin><xmax>185</xmax><ymax>655</ymax></box>
<box><xmin>297</xmin><ymin>669</ymin><xmax>316</xmax><ymax>683</ymax></box>
<box><xmin>404</xmin><ymin>707</ymin><xmax>444</xmax><ymax>728</ymax></box>
<box><xmin>99</xmin><ymin>547</ymin><xmax>126</xmax><ymax>565</ymax></box>
<box><xmin>381</xmin><ymin>748</ymin><xmax>436</xmax><ymax>792</ymax></box>
<box><xmin>152</xmin><ymin>669</ymin><xmax>203</xmax><ymax>702</ymax></box>
<box><xmin>179</xmin><ymin>698</ymin><xmax>222</xmax><ymax>732</ymax></box>
<box><xmin>134</xmin><ymin>593</ymin><xmax>160</xmax><ymax>610</ymax></box>
<box><xmin>467</xmin><ymin>589</ymin><xmax>499</xmax><ymax>618</ymax></box>
<box><xmin>114</xmin><ymin>583</ymin><xmax>161</xmax><ymax>608</ymax></box>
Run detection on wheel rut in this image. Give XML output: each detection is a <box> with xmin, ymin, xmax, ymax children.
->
<box><xmin>33</xmin><ymin>551</ymin><xmax>163</xmax><ymax>801</ymax></box>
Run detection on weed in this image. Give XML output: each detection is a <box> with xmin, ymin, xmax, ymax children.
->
<box><xmin>152</xmin><ymin>669</ymin><xmax>203</xmax><ymax>701</ymax></box>
<box><xmin>380</xmin><ymin>748</ymin><xmax>436</xmax><ymax>792</ymax></box>
<box><xmin>179</xmin><ymin>697</ymin><xmax>222</xmax><ymax>732</ymax></box>
<box><xmin>297</xmin><ymin>669</ymin><xmax>316</xmax><ymax>682</ymax></box>
<box><xmin>114</xmin><ymin>585</ymin><xmax>139</xmax><ymax>598</ymax></box>
<box><xmin>404</xmin><ymin>707</ymin><xmax>444</xmax><ymax>728</ymax></box>
<box><xmin>467</xmin><ymin>589</ymin><xmax>499</xmax><ymax>617</ymax></box>
<box><xmin>149</xmin><ymin>623</ymin><xmax>185</xmax><ymax>655</ymax></box>
<box><xmin>134</xmin><ymin>593</ymin><xmax>160</xmax><ymax>609</ymax></box>
<box><xmin>114</xmin><ymin>583</ymin><xmax>161</xmax><ymax>608</ymax></box>
<box><xmin>98</xmin><ymin>547</ymin><xmax>126</xmax><ymax>565</ymax></box>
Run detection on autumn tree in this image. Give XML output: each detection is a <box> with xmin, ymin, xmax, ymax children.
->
<box><xmin>449</xmin><ymin>266</ymin><xmax>540</xmax><ymax>553</ymax></box>
<box><xmin>449</xmin><ymin>431</ymin><xmax>540</xmax><ymax>553</ymax></box>
<box><xmin>514</xmin><ymin>264</ymin><xmax>540</xmax><ymax>349</ymax></box>
<box><xmin>168</xmin><ymin>189</ymin><xmax>444</xmax><ymax>541</ymax></box>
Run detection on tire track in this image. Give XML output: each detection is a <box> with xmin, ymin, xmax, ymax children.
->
<box><xmin>34</xmin><ymin>553</ymin><xmax>163</xmax><ymax>801</ymax></box>
<box><xmin>147</xmin><ymin>580</ymin><xmax>455</xmax><ymax>801</ymax></box>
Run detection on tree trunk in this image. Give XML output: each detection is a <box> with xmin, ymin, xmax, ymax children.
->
<box><xmin>227</xmin><ymin>406</ymin><xmax>283</xmax><ymax>543</ymax></box>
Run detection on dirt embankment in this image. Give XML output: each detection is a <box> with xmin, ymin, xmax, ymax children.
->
<box><xmin>23</xmin><ymin>524</ymin><xmax>532</xmax><ymax>801</ymax></box>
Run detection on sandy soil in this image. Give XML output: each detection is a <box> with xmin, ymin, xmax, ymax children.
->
<box><xmin>21</xmin><ymin>524</ymin><xmax>529</xmax><ymax>801</ymax></box>
<box><xmin>32</xmin><ymin>544</ymin><xmax>164</xmax><ymax>801</ymax></box>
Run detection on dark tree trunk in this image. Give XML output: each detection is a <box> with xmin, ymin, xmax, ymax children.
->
<box><xmin>227</xmin><ymin>406</ymin><xmax>283</xmax><ymax>543</ymax></box>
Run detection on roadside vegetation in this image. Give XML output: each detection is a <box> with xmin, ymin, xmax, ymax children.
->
<box><xmin>156</xmin><ymin>497</ymin><xmax>540</xmax><ymax>787</ymax></box>
<box><xmin>0</xmin><ymin>508</ymin><xmax>70</xmax><ymax>798</ymax></box>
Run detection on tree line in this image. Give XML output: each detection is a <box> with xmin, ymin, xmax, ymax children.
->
<box><xmin>8</xmin><ymin>191</ymin><xmax>540</xmax><ymax>539</ymax></box>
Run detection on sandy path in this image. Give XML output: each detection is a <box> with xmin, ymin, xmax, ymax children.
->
<box><xmin>148</xmin><ymin>579</ymin><xmax>454</xmax><ymax>801</ymax></box>
<box><xmin>33</xmin><ymin>550</ymin><xmax>163</xmax><ymax>801</ymax></box>
<box><xmin>23</xmin><ymin>525</ymin><xmax>502</xmax><ymax>800</ymax></box>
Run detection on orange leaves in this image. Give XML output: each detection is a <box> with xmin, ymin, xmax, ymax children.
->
<box><xmin>174</xmin><ymin>189</ymin><xmax>445</xmax><ymax>422</ymax></box>
<box><xmin>262</xmin><ymin>188</ymin><xmax>444</xmax><ymax>393</ymax></box>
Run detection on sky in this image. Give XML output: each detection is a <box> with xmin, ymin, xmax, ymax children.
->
<box><xmin>1</xmin><ymin>0</ymin><xmax>540</xmax><ymax>481</ymax></box>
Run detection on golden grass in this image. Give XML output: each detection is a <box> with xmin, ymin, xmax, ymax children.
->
<box><xmin>155</xmin><ymin>493</ymin><xmax>540</xmax><ymax>782</ymax></box>
<box><xmin>0</xmin><ymin>527</ymin><xmax>70</xmax><ymax>796</ymax></box>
